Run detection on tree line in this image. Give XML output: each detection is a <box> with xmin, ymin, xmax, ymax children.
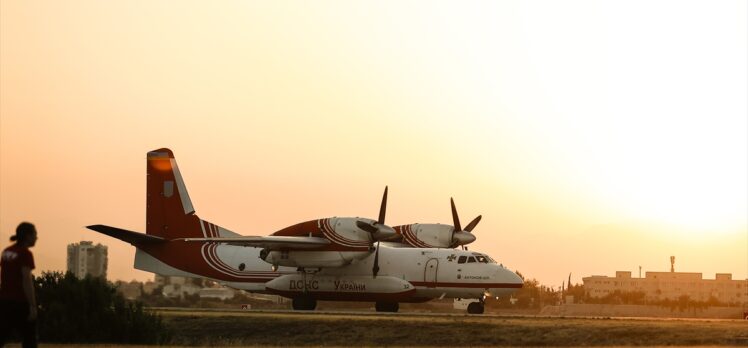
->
<box><xmin>28</xmin><ymin>271</ymin><xmax>170</xmax><ymax>344</ymax></box>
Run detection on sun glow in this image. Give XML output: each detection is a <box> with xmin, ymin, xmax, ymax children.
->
<box><xmin>1</xmin><ymin>0</ymin><xmax>745</xmax><ymax>284</ymax></box>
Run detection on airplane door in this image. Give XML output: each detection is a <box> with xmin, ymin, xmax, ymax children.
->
<box><xmin>424</xmin><ymin>258</ymin><xmax>438</xmax><ymax>288</ymax></box>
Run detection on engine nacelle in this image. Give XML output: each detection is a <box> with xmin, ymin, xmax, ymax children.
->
<box><xmin>328</xmin><ymin>217</ymin><xmax>397</xmax><ymax>243</ymax></box>
<box><xmin>260</xmin><ymin>249</ymin><xmax>370</xmax><ymax>268</ymax></box>
<box><xmin>394</xmin><ymin>223</ymin><xmax>475</xmax><ymax>248</ymax></box>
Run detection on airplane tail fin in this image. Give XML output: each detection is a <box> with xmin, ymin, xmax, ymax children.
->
<box><xmin>146</xmin><ymin>148</ymin><xmax>205</xmax><ymax>239</ymax></box>
<box><xmin>88</xmin><ymin>148</ymin><xmax>240</xmax><ymax>279</ymax></box>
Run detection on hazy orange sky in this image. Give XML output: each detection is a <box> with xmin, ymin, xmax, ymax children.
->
<box><xmin>1</xmin><ymin>1</ymin><xmax>746</xmax><ymax>286</ymax></box>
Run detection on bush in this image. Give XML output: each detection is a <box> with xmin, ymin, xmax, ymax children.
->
<box><xmin>34</xmin><ymin>271</ymin><xmax>170</xmax><ymax>344</ymax></box>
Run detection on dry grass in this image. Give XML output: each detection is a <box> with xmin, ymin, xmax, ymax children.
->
<box><xmin>152</xmin><ymin>310</ymin><xmax>748</xmax><ymax>346</ymax></box>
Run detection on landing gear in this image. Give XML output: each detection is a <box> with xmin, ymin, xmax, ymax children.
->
<box><xmin>291</xmin><ymin>268</ymin><xmax>317</xmax><ymax>310</ymax></box>
<box><xmin>467</xmin><ymin>301</ymin><xmax>484</xmax><ymax>314</ymax></box>
<box><xmin>292</xmin><ymin>296</ymin><xmax>317</xmax><ymax>310</ymax></box>
<box><xmin>375</xmin><ymin>302</ymin><xmax>399</xmax><ymax>313</ymax></box>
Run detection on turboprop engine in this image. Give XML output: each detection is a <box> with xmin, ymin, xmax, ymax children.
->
<box><xmin>261</xmin><ymin>187</ymin><xmax>396</xmax><ymax>272</ymax></box>
<box><xmin>395</xmin><ymin>223</ymin><xmax>476</xmax><ymax>248</ymax></box>
<box><xmin>393</xmin><ymin>198</ymin><xmax>480</xmax><ymax>249</ymax></box>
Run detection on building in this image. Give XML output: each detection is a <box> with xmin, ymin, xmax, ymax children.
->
<box><xmin>66</xmin><ymin>241</ymin><xmax>108</xmax><ymax>279</ymax></box>
<box><xmin>155</xmin><ymin>275</ymin><xmax>204</xmax><ymax>298</ymax></box>
<box><xmin>142</xmin><ymin>280</ymin><xmax>158</xmax><ymax>295</ymax></box>
<box><xmin>115</xmin><ymin>280</ymin><xmax>143</xmax><ymax>300</ymax></box>
<box><xmin>198</xmin><ymin>287</ymin><xmax>235</xmax><ymax>300</ymax></box>
<box><xmin>583</xmin><ymin>270</ymin><xmax>747</xmax><ymax>305</ymax></box>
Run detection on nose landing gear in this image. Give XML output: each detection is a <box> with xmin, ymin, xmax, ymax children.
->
<box><xmin>467</xmin><ymin>296</ymin><xmax>485</xmax><ymax>314</ymax></box>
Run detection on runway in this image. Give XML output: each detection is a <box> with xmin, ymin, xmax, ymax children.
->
<box><xmin>151</xmin><ymin>306</ymin><xmax>744</xmax><ymax>322</ymax></box>
<box><xmin>150</xmin><ymin>307</ymin><xmax>748</xmax><ymax>346</ymax></box>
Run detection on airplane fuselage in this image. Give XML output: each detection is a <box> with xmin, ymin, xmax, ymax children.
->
<box><xmin>135</xmin><ymin>242</ymin><xmax>522</xmax><ymax>302</ymax></box>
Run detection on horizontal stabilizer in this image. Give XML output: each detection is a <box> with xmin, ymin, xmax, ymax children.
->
<box><xmin>87</xmin><ymin>224</ymin><xmax>166</xmax><ymax>245</ymax></box>
<box><xmin>177</xmin><ymin>235</ymin><xmax>330</xmax><ymax>250</ymax></box>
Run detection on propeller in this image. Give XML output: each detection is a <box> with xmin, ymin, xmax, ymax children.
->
<box><xmin>450</xmin><ymin>198</ymin><xmax>480</xmax><ymax>250</ymax></box>
<box><xmin>352</xmin><ymin>186</ymin><xmax>394</xmax><ymax>278</ymax></box>
<box><xmin>372</xmin><ymin>241</ymin><xmax>381</xmax><ymax>278</ymax></box>
<box><xmin>464</xmin><ymin>215</ymin><xmax>482</xmax><ymax>232</ymax></box>
<box><xmin>355</xmin><ymin>186</ymin><xmax>395</xmax><ymax>241</ymax></box>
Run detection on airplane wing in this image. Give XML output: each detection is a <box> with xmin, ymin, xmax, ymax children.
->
<box><xmin>177</xmin><ymin>236</ymin><xmax>330</xmax><ymax>250</ymax></box>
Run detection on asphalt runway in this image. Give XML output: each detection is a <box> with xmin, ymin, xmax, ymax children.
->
<box><xmin>151</xmin><ymin>306</ymin><xmax>745</xmax><ymax>322</ymax></box>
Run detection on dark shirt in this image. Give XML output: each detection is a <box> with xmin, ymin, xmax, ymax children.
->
<box><xmin>0</xmin><ymin>243</ymin><xmax>35</xmax><ymax>302</ymax></box>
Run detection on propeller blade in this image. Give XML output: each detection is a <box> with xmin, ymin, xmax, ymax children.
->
<box><xmin>372</xmin><ymin>241</ymin><xmax>380</xmax><ymax>278</ymax></box>
<box><xmin>450</xmin><ymin>197</ymin><xmax>461</xmax><ymax>232</ymax></box>
<box><xmin>464</xmin><ymin>215</ymin><xmax>482</xmax><ymax>232</ymax></box>
<box><xmin>378</xmin><ymin>186</ymin><xmax>388</xmax><ymax>224</ymax></box>
<box><xmin>356</xmin><ymin>220</ymin><xmax>379</xmax><ymax>234</ymax></box>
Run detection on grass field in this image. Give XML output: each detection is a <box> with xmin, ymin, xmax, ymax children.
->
<box><xmin>155</xmin><ymin>309</ymin><xmax>748</xmax><ymax>346</ymax></box>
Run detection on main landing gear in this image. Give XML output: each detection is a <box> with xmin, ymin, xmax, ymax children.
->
<box><xmin>291</xmin><ymin>267</ymin><xmax>317</xmax><ymax>311</ymax></box>
<box><xmin>292</xmin><ymin>296</ymin><xmax>317</xmax><ymax>310</ymax></box>
<box><xmin>375</xmin><ymin>302</ymin><xmax>399</xmax><ymax>313</ymax></box>
<box><xmin>467</xmin><ymin>297</ymin><xmax>485</xmax><ymax>314</ymax></box>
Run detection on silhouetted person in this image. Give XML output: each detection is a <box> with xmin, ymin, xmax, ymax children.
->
<box><xmin>0</xmin><ymin>222</ymin><xmax>38</xmax><ymax>348</ymax></box>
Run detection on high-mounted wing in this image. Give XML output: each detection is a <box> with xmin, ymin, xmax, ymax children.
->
<box><xmin>177</xmin><ymin>236</ymin><xmax>330</xmax><ymax>250</ymax></box>
<box><xmin>87</xmin><ymin>224</ymin><xmax>330</xmax><ymax>250</ymax></box>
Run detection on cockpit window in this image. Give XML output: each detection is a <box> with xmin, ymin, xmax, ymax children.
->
<box><xmin>467</xmin><ymin>256</ymin><xmax>476</xmax><ymax>263</ymax></box>
<box><xmin>469</xmin><ymin>252</ymin><xmax>497</xmax><ymax>264</ymax></box>
<box><xmin>457</xmin><ymin>256</ymin><xmax>467</xmax><ymax>264</ymax></box>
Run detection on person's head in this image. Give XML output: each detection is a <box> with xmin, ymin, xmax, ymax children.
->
<box><xmin>11</xmin><ymin>222</ymin><xmax>37</xmax><ymax>247</ymax></box>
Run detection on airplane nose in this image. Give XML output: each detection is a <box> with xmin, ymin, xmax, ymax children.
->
<box><xmin>487</xmin><ymin>266</ymin><xmax>523</xmax><ymax>297</ymax></box>
<box><xmin>494</xmin><ymin>266</ymin><xmax>523</xmax><ymax>286</ymax></box>
<box><xmin>509</xmin><ymin>269</ymin><xmax>524</xmax><ymax>286</ymax></box>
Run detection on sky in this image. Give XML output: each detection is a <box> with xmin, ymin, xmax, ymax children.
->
<box><xmin>1</xmin><ymin>0</ymin><xmax>746</xmax><ymax>287</ymax></box>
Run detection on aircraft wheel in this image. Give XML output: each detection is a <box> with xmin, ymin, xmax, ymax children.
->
<box><xmin>467</xmin><ymin>302</ymin><xmax>484</xmax><ymax>314</ymax></box>
<box><xmin>292</xmin><ymin>296</ymin><xmax>317</xmax><ymax>310</ymax></box>
<box><xmin>375</xmin><ymin>302</ymin><xmax>399</xmax><ymax>312</ymax></box>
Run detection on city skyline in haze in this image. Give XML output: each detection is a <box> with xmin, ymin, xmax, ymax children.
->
<box><xmin>1</xmin><ymin>1</ymin><xmax>746</xmax><ymax>286</ymax></box>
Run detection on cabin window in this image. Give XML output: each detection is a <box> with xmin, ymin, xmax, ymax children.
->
<box><xmin>476</xmin><ymin>256</ymin><xmax>488</xmax><ymax>263</ymax></box>
<box><xmin>458</xmin><ymin>256</ymin><xmax>467</xmax><ymax>264</ymax></box>
<box><xmin>467</xmin><ymin>256</ymin><xmax>476</xmax><ymax>263</ymax></box>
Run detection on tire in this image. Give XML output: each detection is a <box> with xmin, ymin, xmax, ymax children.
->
<box><xmin>292</xmin><ymin>296</ymin><xmax>317</xmax><ymax>310</ymax></box>
<box><xmin>467</xmin><ymin>302</ymin><xmax>484</xmax><ymax>314</ymax></box>
<box><xmin>375</xmin><ymin>302</ymin><xmax>399</xmax><ymax>312</ymax></box>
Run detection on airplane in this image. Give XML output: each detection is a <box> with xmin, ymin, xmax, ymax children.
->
<box><xmin>87</xmin><ymin>148</ymin><xmax>523</xmax><ymax>314</ymax></box>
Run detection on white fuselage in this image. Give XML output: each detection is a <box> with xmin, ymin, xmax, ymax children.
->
<box><xmin>137</xmin><ymin>243</ymin><xmax>523</xmax><ymax>301</ymax></box>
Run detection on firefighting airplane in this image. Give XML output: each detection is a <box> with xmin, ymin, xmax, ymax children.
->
<box><xmin>87</xmin><ymin>149</ymin><xmax>522</xmax><ymax>314</ymax></box>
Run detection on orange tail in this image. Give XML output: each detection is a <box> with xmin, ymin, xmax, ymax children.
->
<box><xmin>146</xmin><ymin>148</ymin><xmax>203</xmax><ymax>239</ymax></box>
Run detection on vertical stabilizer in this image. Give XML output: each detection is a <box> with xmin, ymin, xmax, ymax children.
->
<box><xmin>146</xmin><ymin>148</ymin><xmax>203</xmax><ymax>239</ymax></box>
